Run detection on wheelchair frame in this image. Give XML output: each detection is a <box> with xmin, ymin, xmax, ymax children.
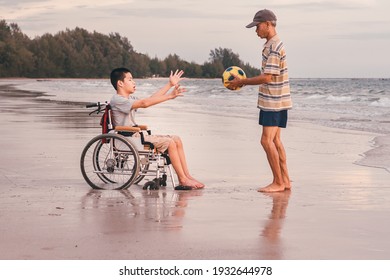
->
<box><xmin>80</xmin><ymin>102</ymin><xmax>176</xmax><ymax>190</ymax></box>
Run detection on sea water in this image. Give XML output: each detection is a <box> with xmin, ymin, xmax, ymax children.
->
<box><xmin>6</xmin><ymin>78</ymin><xmax>390</xmax><ymax>173</ymax></box>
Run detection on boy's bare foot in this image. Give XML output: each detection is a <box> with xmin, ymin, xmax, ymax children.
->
<box><xmin>180</xmin><ymin>178</ymin><xmax>204</xmax><ymax>189</ymax></box>
<box><xmin>193</xmin><ymin>179</ymin><xmax>205</xmax><ymax>189</ymax></box>
<box><xmin>187</xmin><ymin>175</ymin><xmax>205</xmax><ymax>188</ymax></box>
<box><xmin>257</xmin><ymin>182</ymin><xmax>285</xmax><ymax>193</ymax></box>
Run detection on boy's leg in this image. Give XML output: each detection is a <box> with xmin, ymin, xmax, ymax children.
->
<box><xmin>172</xmin><ymin>137</ymin><xmax>190</xmax><ymax>177</ymax></box>
<box><xmin>258</xmin><ymin>126</ymin><xmax>285</xmax><ymax>192</ymax></box>
<box><xmin>173</xmin><ymin>137</ymin><xmax>204</xmax><ymax>188</ymax></box>
<box><xmin>167</xmin><ymin>140</ymin><xmax>203</xmax><ymax>189</ymax></box>
<box><xmin>166</xmin><ymin>141</ymin><xmax>187</xmax><ymax>184</ymax></box>
<box><xmin>274</xmin><ymin>129</ymin><xmax>291</xmax><ymax>189</ymax></box>
<box><xmin>144</xmin><ymin>134</ymin><xmax>204</xmax><ymax>189</ymax></box>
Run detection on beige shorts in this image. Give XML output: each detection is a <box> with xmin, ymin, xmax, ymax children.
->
<box><xmin>138</xmin><ymin>134</ymin><xmax>180</xmax><ymax>153</ymax></box>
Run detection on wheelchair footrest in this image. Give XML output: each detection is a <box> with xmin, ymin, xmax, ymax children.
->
<box><xmin>142</xmin><ymin>177</ymin><xmax>167</xmax><ymax>190</ymax></box>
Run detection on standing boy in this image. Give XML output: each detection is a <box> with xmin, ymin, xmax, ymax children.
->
<box><xmin>229</xmin><ymin>9</ymin><xmax>292</xmax><ymax>192</ymax></box>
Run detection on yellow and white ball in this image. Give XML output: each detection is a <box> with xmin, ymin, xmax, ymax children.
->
<box><xmin>222</xmin><ymin>66</ymin><xmax>246</xmax><ymax>90</ymax></box>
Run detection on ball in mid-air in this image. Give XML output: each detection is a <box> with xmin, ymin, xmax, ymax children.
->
<box><xmin>222</xmin><ymin>66</ymin><xmax>246</xmax><ymax>90</ymax></box>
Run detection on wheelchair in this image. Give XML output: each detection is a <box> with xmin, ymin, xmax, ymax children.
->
<box><xmin>80</xmin><ymin>102</ymin><xmax>176</xmax><ymax>191</ymax></box>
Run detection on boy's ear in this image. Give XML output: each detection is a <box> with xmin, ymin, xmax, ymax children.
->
<box><xmin>117</xmin><ymin>80</ymin><xmax>123</xmax><ymax>88</ymax></box>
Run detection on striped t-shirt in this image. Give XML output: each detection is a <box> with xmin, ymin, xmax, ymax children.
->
<box><xmin>258</xmin><ymin>35</ymin><xmax>292</xmax><ymax>111</ymax></box>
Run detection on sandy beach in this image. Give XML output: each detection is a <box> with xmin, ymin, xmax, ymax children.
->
<box><xmin>0</xmin><ymin>82</ymin><xmax>390</xmax><ymax>260</ymax></box>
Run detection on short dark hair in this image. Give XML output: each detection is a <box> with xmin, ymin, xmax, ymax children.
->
<box><xmin>110</xmin><ymin>67</ymin><xmax>131</xmax><ymax>90</ymax></box>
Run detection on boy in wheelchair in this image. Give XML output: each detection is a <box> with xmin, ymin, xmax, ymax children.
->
<box><xmin>109</xmin><ymin>67</ymin><xmax>204</xmax><ymax>189</ymax></box>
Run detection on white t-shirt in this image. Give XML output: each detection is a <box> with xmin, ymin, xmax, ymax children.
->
<box><xmin>109</xmin><ymin>94</ymin><xmax>137</xmax><ymax>127</ymax></box>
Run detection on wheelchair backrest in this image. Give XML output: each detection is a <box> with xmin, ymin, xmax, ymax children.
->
<box><xmin>100</xmin><ymin>104</ymin><xmax>113</xmax><ymax>135</ymax></box>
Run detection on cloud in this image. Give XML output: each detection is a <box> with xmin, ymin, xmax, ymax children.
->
<box><xmin>1</xmin><ymin>0</ymin><xmax>133</xmax><ymax>20</ymax></box>
<box><xmin>330</xmin><ymin>32</ymin><xmax>390</xmax><ymax>40</ymax></box>
<box><xmin>270</xmin><ymin>0</ymin><xmax>377</xmax><ymax>10</ymax></box>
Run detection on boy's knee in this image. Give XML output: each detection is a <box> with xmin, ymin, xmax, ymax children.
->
<box><xmin>168</xmin><ymin>139</ymin><xmax>177</xmax><ymax>149</ymax></box>
<box><xmin>260</xmin><ymin>136</ymin><xmax>272</xmax><ymax>148</ymax></box>
<box><xmin>173</xmin><ymin>135</ymin><xmax>182</xmax><ymax>146</ymax></box>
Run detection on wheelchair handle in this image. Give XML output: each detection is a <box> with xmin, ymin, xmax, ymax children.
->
<box><xmin>86</xmin><ymin>102</ymin><xmax>108</xmax><ymax>115</ymax></box>
<box><xmin>86</xmin><ymin>103</ymin><xmax>99</xmax><ymax>108</ymax></box>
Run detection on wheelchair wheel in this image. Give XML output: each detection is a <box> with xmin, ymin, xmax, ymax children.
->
<box><xmin>80</xmin><ymin>134</ymin><xmax>140</xmax><ymax>190</ymax></box>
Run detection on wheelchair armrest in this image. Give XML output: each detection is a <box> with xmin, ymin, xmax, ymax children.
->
<box><xmin>135</xmin><ymin>124</ymin><xmax>148</xmax><ymax>130</ymax></box>
<box><xmin>114</xmin><ymin>126</ymin><xmax>141</xmax><ymax>133</ymax></box>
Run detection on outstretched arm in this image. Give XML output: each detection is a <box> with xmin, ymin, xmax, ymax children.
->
<box><xmin>151</xmin><ymin>70</ymin><xmax>185</xmax><ymax>97</ymax></box>
<box><xmin>132</xmin><ymin>71</ymin><xmax>186</xmax><ymax>109</ymax></box>
<box><xmin>228</xmin><ymin>73</ymin><xmax>272</xmax><ymax>89</ymax></box>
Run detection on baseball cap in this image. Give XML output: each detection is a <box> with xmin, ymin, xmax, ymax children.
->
<box><xmin>246</xmin><ymin>9</ymin><xmax>277</xmax><ymax>28</ymax></box>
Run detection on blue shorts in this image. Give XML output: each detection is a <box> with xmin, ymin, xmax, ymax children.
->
<box><xmin>259</xmin><ymin>110</ymin><xmax>288</xmax><ymax>128</ymax></box>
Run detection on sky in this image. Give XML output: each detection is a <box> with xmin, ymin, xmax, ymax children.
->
<box><xmin>1</xmin><ymin>0</ymin><xmax>390</xmax><ymax>78</ymax></box>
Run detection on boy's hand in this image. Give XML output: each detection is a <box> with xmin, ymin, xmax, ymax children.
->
<box><xmin>227</xmin><ymin>73</ymin><xmax>243</xmax><ymax>90</ymax></box>
<box><xmin>170</xmin><ymin>84</ymin><xmax>186</xmax><ymax>99</ymax></box>
<box><xmin>169</xmin><ymin>69</ymin><xmax>185</xmax><ymax>86</ymax></box>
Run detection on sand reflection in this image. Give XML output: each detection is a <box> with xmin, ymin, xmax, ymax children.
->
<box><xmin>80</xmin><ymin>188</ymin><xmax>202</xmax><ymax>232</ymax></box>
<box><xmin>259</xmin><ymin>190</ymin><xmax>291</xmax><ymax>259</ymax></box>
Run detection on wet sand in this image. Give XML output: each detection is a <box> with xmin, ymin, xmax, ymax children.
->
<box><xmin>0</xmin><ymin>83</ymin><xmax>390</xmax><ymax>260</ymax></box>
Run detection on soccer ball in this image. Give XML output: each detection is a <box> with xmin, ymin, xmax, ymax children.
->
<box><xmin>222</xmin><ymin>66</ymin><xmax>246</xmax><ymax>91</ymax></box>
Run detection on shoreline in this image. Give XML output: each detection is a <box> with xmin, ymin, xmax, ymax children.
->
<box><xmin>1</xmin><ymin>80</ymin><xmax>387</xmax><ymax>173</ymax></box>
<box><xmin>357</xmin><ymin>134</ymin><xmax>390</xmax><ymax>173</ymax></box>
<box><xmin>1</xmin><ymin>83</ymin><xmax>390</xmax><ymax>260</ymax></box>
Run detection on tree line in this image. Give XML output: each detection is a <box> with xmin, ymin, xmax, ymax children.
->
<box><xmin>0</xmin><ymin>20</ymin><xmax>260</xmax><ymax>79</ymax></box>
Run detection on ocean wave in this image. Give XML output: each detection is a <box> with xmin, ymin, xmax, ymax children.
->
<box><xmin>370</xmin><ymin>97</ymin><xmax>390</xmax><ymax>107</ymax></box>
<box><xmin>326</xmin><ymin>95</ymin><xmax>355</xmax><ymax>102</ymax></box>
<box><xmin>305</xmin><ymin>94</ymin><xmax>325</xmax><ymax>100</ymax></box>
<box><xmin>357</xmin><ymin>134</ymin><xmax>390</xmax><ymax>173</ymax></box>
